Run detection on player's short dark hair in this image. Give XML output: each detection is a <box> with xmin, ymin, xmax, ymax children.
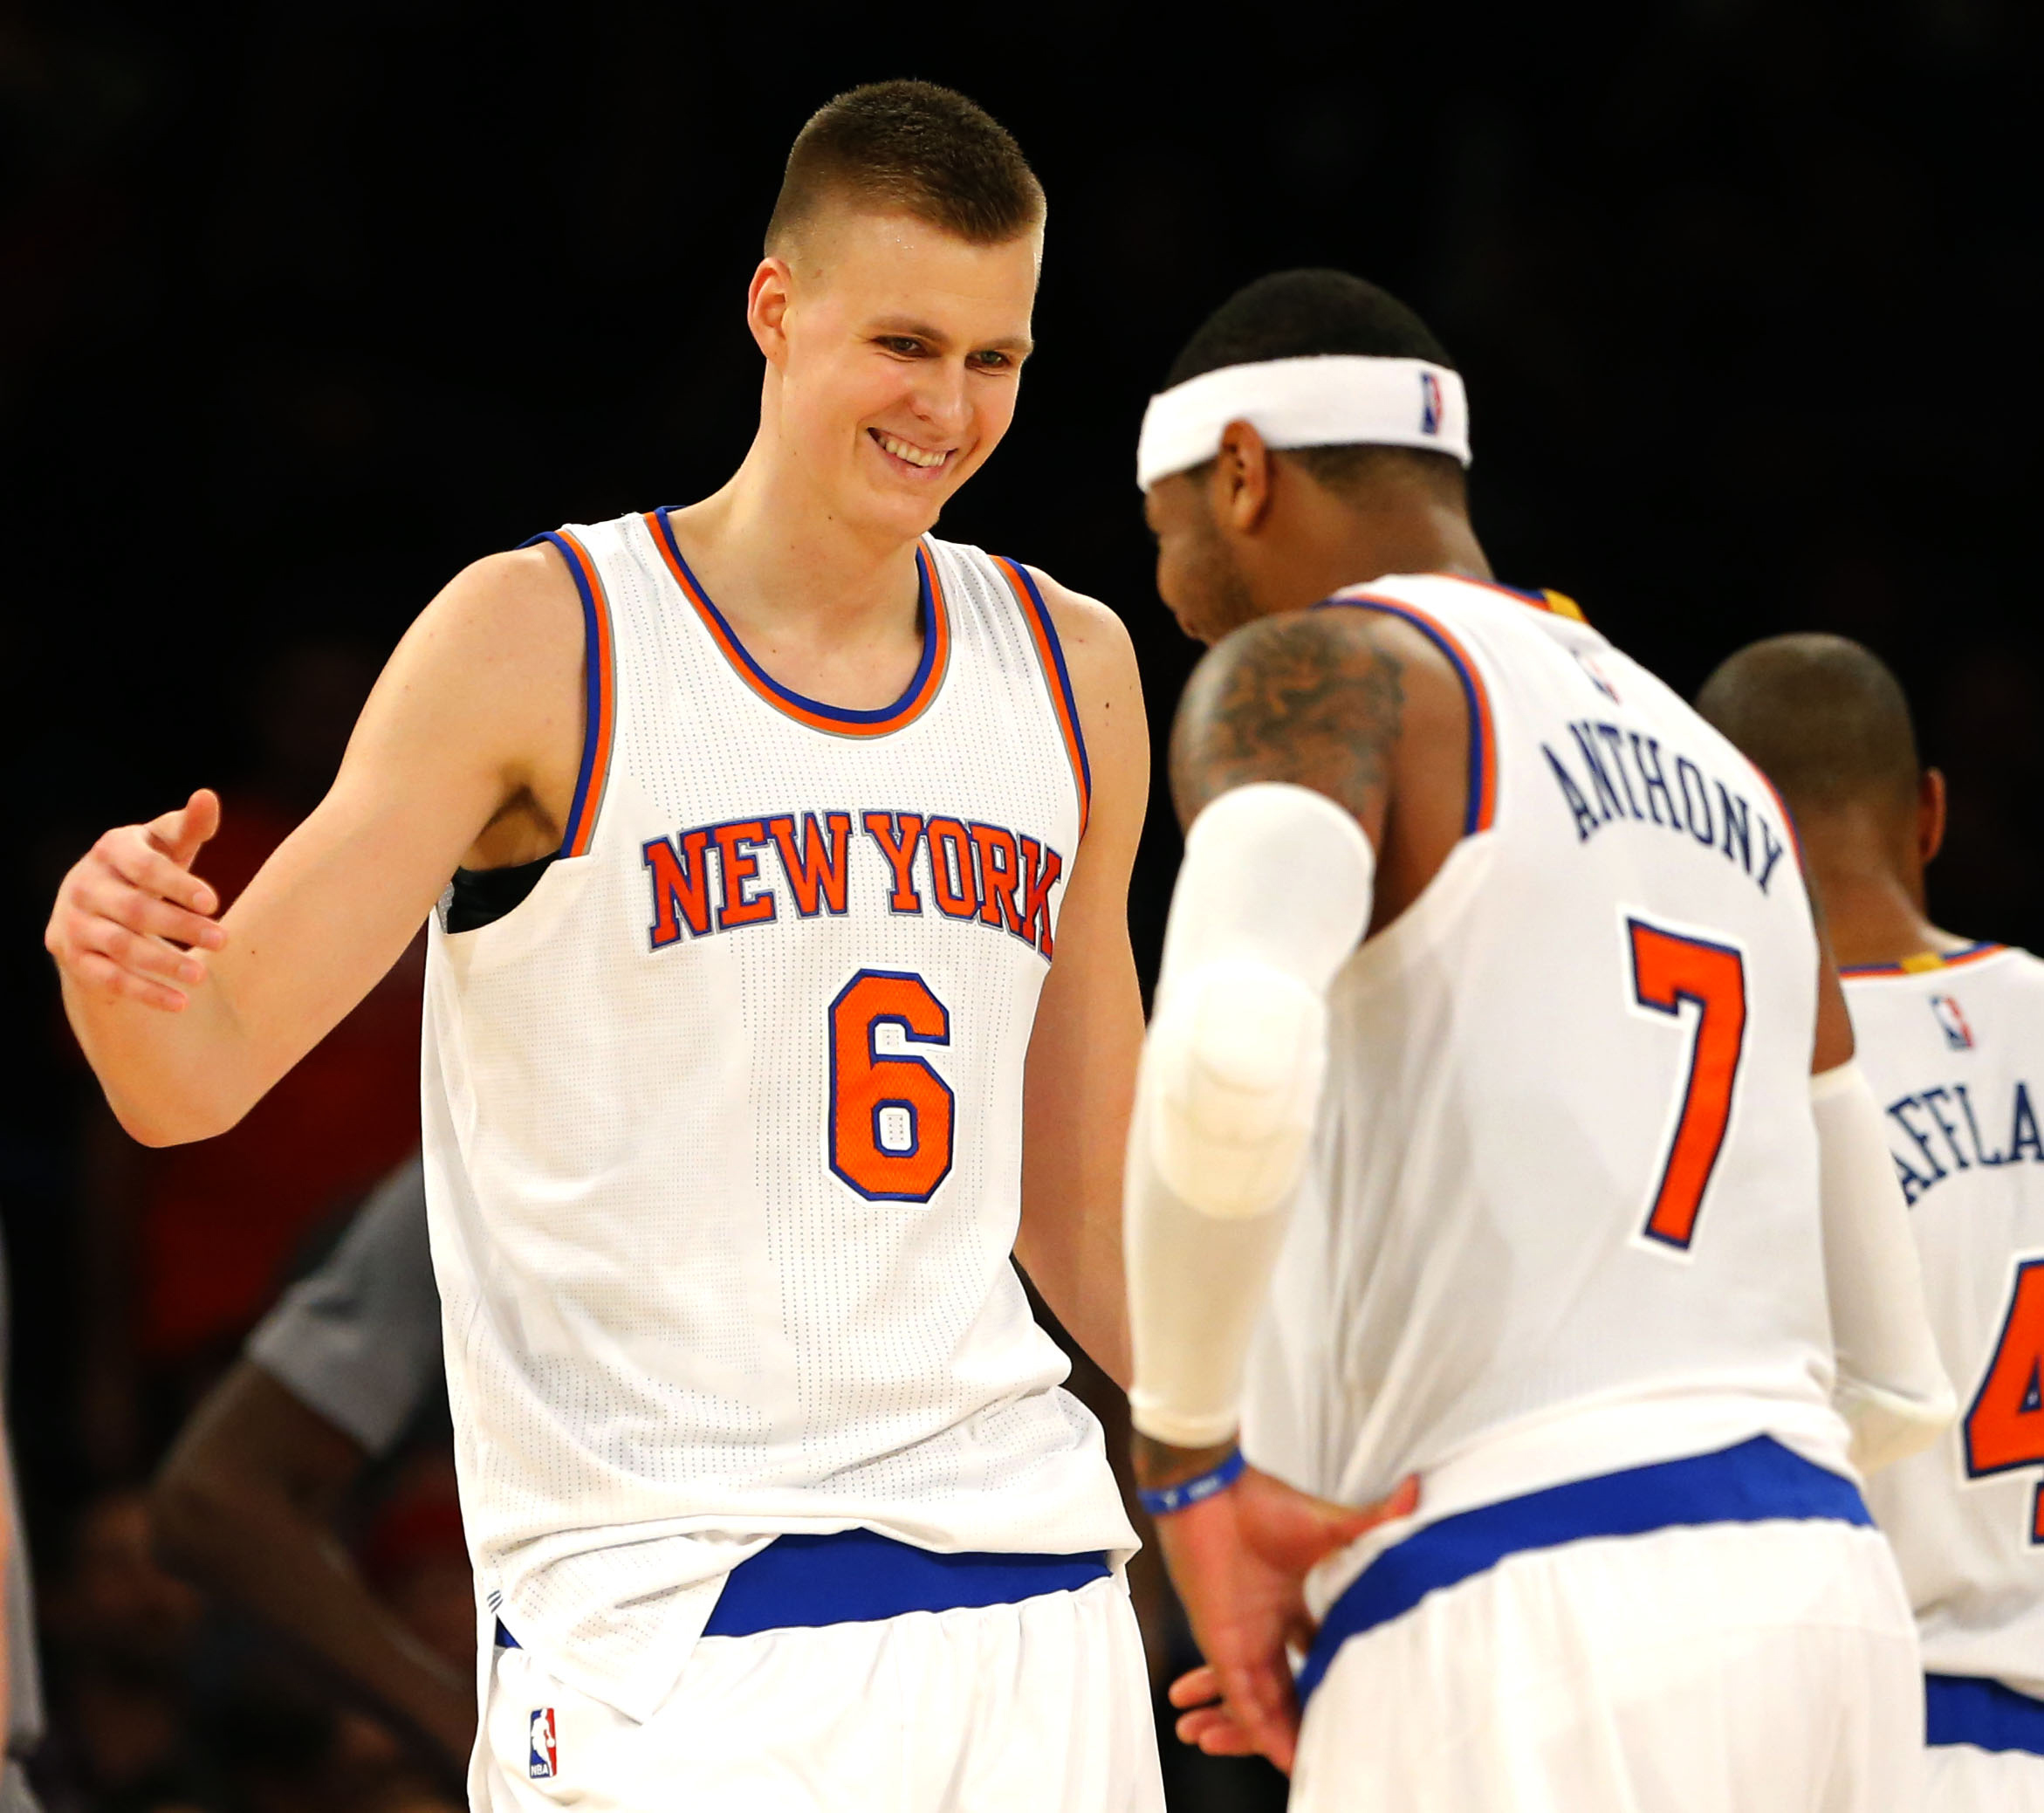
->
<box><xmin>1695</xmin><ymin>634</ymin><xmax>1922</xmax><ymax>815</ymax></box>
<box><xmin>765</xmin><ymin>81</ymin><xmax>1044</xmax><ymax>256</ymax></box>
<box><xmin>1163</xmin><ymin>270</ymin><xmax>1463</xmax><ymax>494</ymax></box>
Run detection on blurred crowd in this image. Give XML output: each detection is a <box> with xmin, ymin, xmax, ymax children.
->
<box><xmin>3</xmin><ymin>0</ymin><xmax>2034</xmax><ymax>1807</ymax></box>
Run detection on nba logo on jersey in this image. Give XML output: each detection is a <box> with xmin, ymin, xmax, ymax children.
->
<box><xmin>1931</xmin><ymin>993</ymin><xmax>1976</xmax><ymax>1051</ymax></box>
<box><xmin>528</xmin><ymin>1707</ymin><xmax>558</xmax><ymax>1780</ymax></box>
<box><xmin>1575</xmin><ymin>647</ymin><xmax>1622</xmax><ymax>703</ymax></box>
<box><xmin>1419</xmin><ymin>369</ymin><xmax>1443</xmax><ymax>436</ymax></box>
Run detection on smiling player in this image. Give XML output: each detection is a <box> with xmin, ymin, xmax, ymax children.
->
<box><xmin>45</xmin><ymin>82</ymin><xmax>1159</xmax><ymax>1812</ymax></box>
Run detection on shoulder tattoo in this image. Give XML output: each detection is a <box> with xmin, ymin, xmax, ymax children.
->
<box><xmin>1169</xmin><ymin>612</ymin><xmax>1405</xmax><ymax>828</ymax></box>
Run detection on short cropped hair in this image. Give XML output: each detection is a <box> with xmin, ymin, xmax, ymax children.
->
<box><xmin>1695</xmin><ymin>634</ymin><xmax>1922</xmax><ymax>814</ymax></box>
<box><xmin>1163</xmin><ymin>269</ymin><xmax>1463</xmax><ymax>493</ymax></box>
<box><xmin>765</xmin><ymin>80</ymin><xmax>1044</xmax><ymax>257</ymax></box>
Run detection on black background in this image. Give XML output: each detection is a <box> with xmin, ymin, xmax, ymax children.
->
<box><xmin>3</xmin><ymin>0</ymin><xmax>2037</xmax><ymax>1802</ymax></box>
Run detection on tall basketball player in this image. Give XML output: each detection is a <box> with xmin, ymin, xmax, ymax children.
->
<box><xmin>1118</xmin><ymin>270</ymin><xmax>1954</xmax><ymax>1810</ymax></box>
<box><xmin>1700</xmin><ymin>635</ymin><xmax>2044</xmax><ymax>1812</ymax></box>
<box><xmin>45</xmin><ymin>83</ymin><xmax>1162</xmax><ymax>1811</ymax></box>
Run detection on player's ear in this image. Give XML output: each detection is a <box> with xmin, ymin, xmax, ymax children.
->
<box><xmin>1213</xmin><ymin>420</ymin><xmax>1275</xmax><ymax>534</ymax></box>
<box><xmin>747</xmin><ymin>257</ymin><xmax>795</xmax><ymax>365</ymax></box>
<box><xmin>1919</xmin><ymin>766</ymin><xmax>1946</xmax><ymax>867</ymax></box>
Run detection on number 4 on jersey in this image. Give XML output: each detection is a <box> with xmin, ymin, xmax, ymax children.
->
<box><xmin>1965</xmin><ymin>1258</ymin><xmax>2044</xmax><ymax>1544</ymax></box>
<box><xmin>1628</xmin><ymin>917</ymin><xmax>1749</xmax><ymax>1251</ymax></box>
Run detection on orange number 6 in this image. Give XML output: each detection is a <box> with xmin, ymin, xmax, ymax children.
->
<box><xmin>1965</xmin><ymin>1259</ymin><xmax>2044</xmax><ymax>1543</ymax></box>
<box><xmin>829</xmin><ymin>970</ymin><xmax>955</xmax><ymax>1203</ymax></box>
<box><xmin>1629</xmin><ymin>918</ymin><xmax>1748</xmax><ymax>1250</ymax></box>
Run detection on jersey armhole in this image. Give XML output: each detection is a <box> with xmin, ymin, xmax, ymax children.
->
<box><xmin>1317</xmin><ymin>592</ymin><xmax>1496</xmax><ymax>836</ymax></box>
<box><xmin>991</xmin><ymin>556</ymin><xmax>1092</xmax><ymax>839</ymax></box>
<box><xmin>521</xmin><ymin>528</ymin><xmax>616</xmax><ymax>859</ymax></box>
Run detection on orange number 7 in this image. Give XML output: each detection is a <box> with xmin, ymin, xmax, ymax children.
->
<box><xmin>1965</xmin><ymin>1259</ymin><xmax>2044</xmax><ymax>1544</ymax></box>
<box><xmin>1629</xmin><ymin>918</ymin><xmax>1748</xmax><ymax>1250</ymax></box>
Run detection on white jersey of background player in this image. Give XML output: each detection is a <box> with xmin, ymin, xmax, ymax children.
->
<box><xmin>45</xmin><ymin>82</ymin><xmax>1162</xmax><ymax>1813</ymax></box>
<box><xmin>1119</xmin><ymin>270</ymin><xmax>1954</xmax><ymax>1812</ymax></box>
<box><xmin>1701</xmin><ymin>634</ymin><xmax>2044</xmax><ymax>1813</ymax></box>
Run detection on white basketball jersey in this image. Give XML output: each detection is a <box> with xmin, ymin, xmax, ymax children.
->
<box><xmin>1243</xmin><ymin>573</ymin><xmax>1856</xmax><ymax>1594</ymax></box>
<box><xmin>1846</xmin><ymin>943</ymin><xmax>2044</xmax><ymax>1695</ymax></box>
<box><xmin>421</xmin><ymin>508</ymin><xmax>1136</xmax><ymax>1720</ymax></box>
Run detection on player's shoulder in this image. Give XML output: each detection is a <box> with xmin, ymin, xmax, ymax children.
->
<box><xmin>1004</xmin><ymin>560</ymin><xmax>1135</xmax><ymax>670</ymax></box>
<box><xmin>964</xmin><ymin>553</ymin><xmax>1142</xmax><ymax>725</ymax></box>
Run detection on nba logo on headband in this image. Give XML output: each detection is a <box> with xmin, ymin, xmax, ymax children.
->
<box><xmin>1419</xmin><ymin>370</ymin><xmax>1443</xmax><ymax>437</ymax></box>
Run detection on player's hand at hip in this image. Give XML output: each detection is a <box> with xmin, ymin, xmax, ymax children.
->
<box><xmin>1157</xmin><ymin>1464</ymin><xmax>1417</xmax><ymax>1774</ymax></box>
<box><xmin>45</xmin><ymin>789</ymin><xmax>226</xmax><ymax>1011</ymax></box>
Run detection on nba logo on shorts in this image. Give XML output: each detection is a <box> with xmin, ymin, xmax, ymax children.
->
<box><xmin>1419</xmin><ymin>370</ymin><xmax>1443</xmax><ymax>436</ymax></box>
<box><xmin>529</xmin><ymin>1707</ymin><xmax>558</xmax><ymax>1780</ymax></box>
<box><xmin>1931</xmin><ymin>993</ymin><xmax>1974</xmax><ymax>1051</ymax></box>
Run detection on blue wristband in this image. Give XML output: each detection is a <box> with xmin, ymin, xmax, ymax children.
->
<box><xmin>1137</xmin><ymin>1446</ymin><xmax>1246</xmax><ymax>1518</ymax></box>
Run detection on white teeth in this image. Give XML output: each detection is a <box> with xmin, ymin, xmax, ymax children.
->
<box><xmin>875</xmin><ymin>431</ymin><xmax>947</xmax><ymax>470</ymax></box>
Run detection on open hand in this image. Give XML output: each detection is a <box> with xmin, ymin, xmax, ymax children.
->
<box><xmin>1156</xmin><ymin>1463</ymin><xmax>1417</xmax><ymax>1773</ymax></box>
<box><xmin>46</xmin><ymin>789</ymin><xmax>226</xmax><ymax>1011</ymax></box>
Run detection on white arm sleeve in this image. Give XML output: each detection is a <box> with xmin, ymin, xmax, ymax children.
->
<box><xmin>1814</xmin><ymin>1060</ymin><xmax>1956</xmax><ymax>1473</ymax></box>
<box><xmin>1126</xmin><ymin>784</ymin><xmax>1375</xmax><ymax>1447</ymax></box>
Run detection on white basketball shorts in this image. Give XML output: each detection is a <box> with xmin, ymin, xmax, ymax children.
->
<box><xmin>1291</xmin><ymin>1437</ymin><xmax>1923</xmax><ymax>1813</ymax></box>
<box><xmin>474</xmin><ymin>1535</ymin><xmax>1161</xmax><ymax>1813</ymax></box>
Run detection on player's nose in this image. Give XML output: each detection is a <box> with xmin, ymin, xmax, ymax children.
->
<box><xmin>907</xmin><ymin>359</ymin><xmax>972</xmax><ymax>440</ymax></box>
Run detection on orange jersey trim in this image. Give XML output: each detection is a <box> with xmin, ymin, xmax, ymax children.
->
<box><xmin>545</xmin><ymin>528</ymin><xmax>616</xmax><ymax>860</ymax></box>
<box><xmin>991</xmin><ymin>557</ymin><xmax>1091</xmax><ymax>838</ymax></box>
<box><xmin>645</xmin><ymin>509</ymin><xmax>949</xmax><ymax>738</ymax></box>
<box><xmin>1322</xmin><ymin>590</ymin><xmax>1499</xmax><ymax>834</ymax></box>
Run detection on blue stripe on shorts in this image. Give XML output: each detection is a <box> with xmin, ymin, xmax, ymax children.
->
<box><xmin>1926</xmin><ymin>1673</ymin><xmax>2044</xmax><ymax>1756</ymax></box>
<box><xmin>1297</xmin><ymin>1434</ymin><xmax>1871</xmax><ymax>1707</ymax></box>
<box><xmin>494</xmin><ymin>1529</ymin><xmax>1108</xmax><ymax>1651</ymax></box>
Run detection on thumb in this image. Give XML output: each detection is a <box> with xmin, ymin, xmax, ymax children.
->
<box><xmin>156</xmin><ymin>788</ymin><xmax>222</xmax><ymax>869</ymax></box>
<box><xmin>1301</xmin><ymin>1473</ymin><xmax>1419</xmax><ymax>1559</ymax></box>
<box><xmin>1330</xmin><ymin>1473</ymin><xmax>1420</xmax><ymax>1544</ymax></box>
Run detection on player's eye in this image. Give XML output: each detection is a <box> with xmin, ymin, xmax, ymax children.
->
<box><xmin>969</xmin><ymin>350</ymin><xmax>1012</xmax><ymax>372</ymax></box>
<box><xmin>877</xmin><ymin>336</ymin><xmax>927</xmax><ymax>358</ymax></box>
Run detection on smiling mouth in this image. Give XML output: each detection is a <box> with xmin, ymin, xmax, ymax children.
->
<box><xmin>869</xmin><ymin>429</ymin><xmax>952</xmax><ymax>472</ymax></box>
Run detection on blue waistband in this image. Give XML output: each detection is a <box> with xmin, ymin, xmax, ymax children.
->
<box><xmin>1297</xmin><ymin>1435</ymin><xmax>1870</xmax><ymax>1707</ymax></box>
<box><xmin>1926</xmin><ymin>1673</ymin><xmax>2044</xmax><ymax>1756</ymax></box>
<box><xmin>494</xmin><ymin>1529</ymin><xmax>1108</xmax><ymax>1651</ymax></box>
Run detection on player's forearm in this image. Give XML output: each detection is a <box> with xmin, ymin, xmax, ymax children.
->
<box><xmin>60</xmin><ymin>965</ymin><xmax>263</xmax><ymax>1145</ymax></box>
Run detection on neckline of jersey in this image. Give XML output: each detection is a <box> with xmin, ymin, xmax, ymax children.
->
<box><xmin>648</xmin><ymin>505</ymin><xmax>950</xmax><ymax>736</ymax></box>
<box><xmin>1334</xmin><ymin>571</ymin><xmax>1588</xmax><ymax>622</ymax></box>
<box><xmin>1443</xmin><ymin>573</ymin><xmax>1588</xmax><ymax>621</ymax></box>
<box><xmin>1838</xmin><ymin>940</ymin><xmax>2008</xmax><ymax>979</ymax></box>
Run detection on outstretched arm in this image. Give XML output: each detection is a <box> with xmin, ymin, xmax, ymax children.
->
<box><xmin>45</xmin><ymin>545</ymin><xmax>584</xmax><ymax>1145</ymax></box>
<box><xmin>1015</xmin><ymin>570</ymin><xmax>1149</xmax><ymax>1390</ymax></box>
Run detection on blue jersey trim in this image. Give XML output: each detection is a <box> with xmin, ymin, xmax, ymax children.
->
<box><xmin>703</xmin><ymin>1529</ymin><xmax>1108</xmax><ymax>1635</ymax></box>
<box><xmin>1926</xmin><ymin>1673</ymin><xmax>2044</xmax><ymax>1755</ymax></box>
<box><xmin>652</xmin><ymin>506</ymin><xmax>939</xmax><ymax>727</ymax></box>
<box><xmin>1315</xmin><ymin>594</ymin><xmax>1493</xmax><ymax>835</ymax></box>
<box><xmin>998</xmin><ymin>556</ymin><xmax>1093</xmax><ymax>819</ymax></box>
<box><xmin>523</xmin><ymin>530</ymin><xmax>606</xmax><ymax>858</ymax></box>
<box><xmin>1296</xmin><ymin>1436</ymin><xmax>1870</xmax><ymax>1707</ymax></box>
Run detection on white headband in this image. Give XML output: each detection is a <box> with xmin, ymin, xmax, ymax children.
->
<box><xmin>1135</xmin><ymin>354</ymin><xmax>1471</xmax><ymax>491</ymax></box>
